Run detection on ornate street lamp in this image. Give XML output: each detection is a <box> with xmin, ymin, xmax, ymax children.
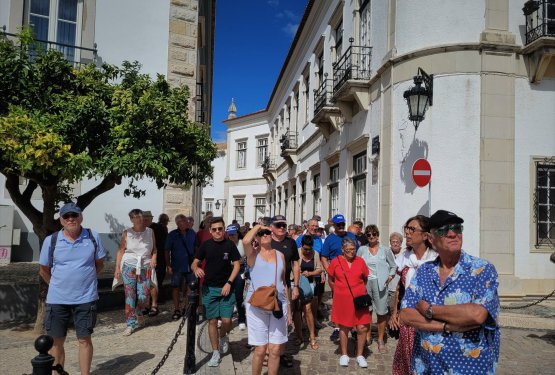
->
<box><xmin>403</xmin><ymin>67</ymin><xmax>433</xmax><ymax>131</ymax></box>
<box><xmin>215</xmin><ymin>200</ymin><xmax>221</xmax><ymax>210</ymax></box>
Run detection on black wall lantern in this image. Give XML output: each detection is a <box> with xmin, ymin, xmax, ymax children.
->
<box><xmin>403</xmin><ymin>67</ymin><xmax>433</xmax><ymax>131</ymax></box>
<box><xmin>215</xmin><ymin>199</ymin><xmax>226</xmax><ymax>210</ymax></box>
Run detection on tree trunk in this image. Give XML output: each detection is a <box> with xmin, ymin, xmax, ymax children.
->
<box><xmin>34</xmin><ymin>277</ymin><xmax>49</xmax><ymax>334</ymax></box>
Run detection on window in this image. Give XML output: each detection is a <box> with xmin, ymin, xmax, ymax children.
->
<box><xmin>335</xmin><ymin>20</ymin><xmax>343</xmax><ymax>59</ymax></box>
<box><xmin>303</xmin><ymin>76</ymin><xmax>309</xmax><ymax>124</ymax></box>
<box><xmin>236</xmin><ymin>141</ymin><xmax>247</xmax><ymax>169</ymax></box>
<box><xmin>534</xmin><ymin>158</ymin><xmax>555</xmax><ymax>248</ymax></box>
<box><xmin>234</xmin><ymin>198</ymin><xmax>245</xmax><ymax>224</ymax></box>
<box><xmin>313</xmin><ymin>174</ymin><xmax>321</xmax><ymax>217</ymax></box>
<box><xmin>284</xmin><ymin>188</ymin><xmax>288</xmax><ymax>217</ymax></box>
<box><xmin>205</xmin><ymin>200</ymin><xmax>213</xmax><ymax>212</ymax></box>
<box><xmin>300</xmin><ymin>180</ymin><xmax>307</xmax><ymax>222</ymax></box>
<box><xmin>291</xmin><ymin>186</ymin><xmax>297</xmax><ymax>222</ymax></box>
<box><xmin>29</xmin><ymin>0</ymin><xmax>80</xmax><ymax>62</ymax></box>
<box><xmin>255</xmin><ymin>197</ymin><xmax>266</xmax><ymax>220</ymax></box>
<box><xmin>257</xmin><ymin>138</ymin><xmax>268</xmax><ymax>166</ymax></box>
<box><xmin>278</xmin><ymin>191</ymin><xmax>282</xmax><ymax>215</ymax></box>
<box><xmin>359</xmin><ymin>0</ymin><xmax>371</xmax><ymax>72</ymax></box>
<box><xmin>352</xmin><ymin>152</ymin><xmax>367</xmax><ymax>223</ymax></box>
<box><xmin>329</xmin><ymin>165</ymin><xmax>339</xmax><ymax>217</ymax></box>
<box><xmin>317</xmin><ymin>52</ymin><xmax>324</xmax><ymax>86</ymax></box>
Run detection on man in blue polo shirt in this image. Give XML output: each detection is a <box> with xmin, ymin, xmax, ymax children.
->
<box><xmin>320</xmin><ymin>213</ymin><xmax>358</xmax><ymax>342</ymax></box>
<box><xmin>39</xmin><ymin>202</ymin><xmax>106</xmax><ymax>375</ymax></box>
<box><xmin>165</xmin><ymin>214</ymin><xmax>198</xmax><ymax>320</ymax></box>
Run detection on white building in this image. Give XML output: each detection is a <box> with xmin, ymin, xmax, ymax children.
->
<box><xmin>0</xmin><ymin>0</ymin><xmax>215</xmax><ymax>261</ymax></box>
<box><xmin>223</xmin><ymin>0</ymin><xmax>555</xmax><ymax>297</ymax></box>
<box><xmin>201</xmin><ymin>142</ymin><xmax>226</xmax><ymax>218</ymax></box>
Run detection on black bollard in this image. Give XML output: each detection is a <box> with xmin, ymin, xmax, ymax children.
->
<box><xmin>184</xmin><ymin>278</ymin><xmax>199</xmax><ymax>374</ymax></box>
<box><xmin>31</xmin><ymin>335</ymin><xmax>55</xmax><ymax>375</ymax></box>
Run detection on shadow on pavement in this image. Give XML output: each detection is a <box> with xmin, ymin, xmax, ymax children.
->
<box><xmin>91</xmin><ymin>351</ymin><xmax>155</xmax><ymax>374</ymax></box>
<box><xmin>526</xmin><ymin>331</ymin><xmax>555</xmax><ymax>345</ymax></box>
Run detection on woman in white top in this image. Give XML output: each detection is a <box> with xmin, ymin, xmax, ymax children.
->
<box><xmin>115</xmin><ymin>209</ymin><xmax>157</xmax><ymax>336</ymax></box>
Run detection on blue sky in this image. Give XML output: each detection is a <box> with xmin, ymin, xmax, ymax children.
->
<box><xmin>210</xmin><ymin>0</ymin><xmax>307</xmax><ymax>143</ymax></box>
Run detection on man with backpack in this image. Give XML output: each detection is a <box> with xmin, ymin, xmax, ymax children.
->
<box><xmin>38</xmin><ymin>202</ymin><xmax>106</xmax><ymax>375</ymax></box>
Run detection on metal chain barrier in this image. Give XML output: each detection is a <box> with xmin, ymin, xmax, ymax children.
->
<box><xmin>150</xmin><ymin>304</ymin><xmax>192</xmax><ymax>375</ymax></box>
<box><xmin>500</xmin><ymin>289</ymin><xmax>555</xmax><ymax>310</ymax></box>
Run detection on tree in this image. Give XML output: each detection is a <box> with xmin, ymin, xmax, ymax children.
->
<box><xmin>0</xmin><ymin>29</ymin><xmax>217</xmax><ymax>332</ymax></box>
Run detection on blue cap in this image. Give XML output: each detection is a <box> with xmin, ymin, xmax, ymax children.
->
<box><xmin>60</xmin><ymin>202</ymin><xmax>82</xmax><ymax>216</ymax></box>
<box><xmin>332</xmin><ymin>214</ymin><xmax>346</xmax><ymax>224</ymax></box>
<box><xmin>226</xmin><ymin>224</ymin><xmax>238</xmax><ymax>235</ymax></box>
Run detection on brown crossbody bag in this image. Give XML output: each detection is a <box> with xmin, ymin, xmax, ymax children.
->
<box><xmin>248</xmin><ymin>251</ymin><xmax>280</xmax><ymax>312</ymax></box>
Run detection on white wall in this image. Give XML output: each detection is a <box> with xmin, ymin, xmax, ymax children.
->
<box><xmin>95</xmin><ymin>0</ymin><xmax>170</xmax><ymax>78</ymax></box>
<box><xmin>508</xmin><ymin>0</ymin><xmax>527</xmax><ymax>46</ymax></box>
<box><xmin>0</xmin><ymin>1</ymin><xmax>10</xmax><ymax>30</ymax></box>
<box><xmin>514</xmin><ymin>77</ymin><xmax>555</xmax><ymax>280</ymax></box>
<box><xmin>203</xmin><ymin>150</ymin><xmax>226</xmax><ymax>215</ymax></box>
<box><xmin>395</xmin><ymin>0</ymin><xmax>485</xmax><ymax>56</ymax></box>
<box><xmin>227</xmin><ymin>123</ymin><xmax>269</xmax><ymax>181</ymax></box>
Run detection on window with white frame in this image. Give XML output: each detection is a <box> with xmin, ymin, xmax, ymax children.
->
<box><xmin>534</xmin><ymin>158</ymin><xmax>555</xmax><ymax>248</ymax></box>
<box><xmin>335</xmin><ymin>20</ymin><xmax>343</xmax><ymax>60</ymax></box>
<box><xmin>329</xmin><ymin>165</ymin><xmax>339</xmax><ymax>217</ymax></box>
<box><xmin>28</xmin><ymin>0</ymin><xmax>80</xmax><ymax>62</ymax></box>
<box><xmin>317</xmin><ymin>52</ymin><xmax>324</xmax><ymax>86</ymax></box>
<box><xmin>284</xmin><ymin>188</ymin><xmax>288</xmax><ymax>217</ymax></box>
<box><xmin>257</xmin><ymin>138</ymin><xmax>268</xmax><ymax>166</ymax></box>
<box><xmin>352</xmin><ymin>152</ymin><xmax>367</xmax><ymax>223</ymax></box>
<box><xmin>303</xmin><ymin>76</ymin><xmax>309</xmax><ymax>124</ymax></box>
<box><xmin>236</xmin><ymin>140</ymin><xmax>247</xmax><ymax>169</ymax></box>
<box><xmin>313</xmin><ymin>174</ymin><xmax>321</xmax><ymax>217</ymax></box>
<box><xmin>255</xmin><ymin>197</ymin><xmax>266</xmax><ymax>220</ymax></box>
<box><xmin>300</xmin><ymin>180</ymin><xmax>307</xmax><ymax>222</ymax></box>
<box><xmin>205</xmin><ymin>200</ymin><xmax>213</xmax><ymax>213</ymax></box>
<box><xmin>234</xmin><ymin>197</ymin><xmax>245</xmax><ymax>224</ymax></box>
<box><xmin>359</xmin><ymin>0</ymin><xmax>371</xmax><ymax>72</ymax></box>
<box><xmin>278</xmin><ymin>191</ymin><xmax>282</xmax><ymax>215</ymax></box>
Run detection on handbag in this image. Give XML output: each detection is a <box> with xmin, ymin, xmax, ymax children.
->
<box><xmin>248</xmin><ymin>251</ymin><xmax>280</xmax><ymax>312</ymax></box>
<box><xmin>298</xmin><ymin>275</ymin><xmax>313</xmax><ymax>302</ymax></box>
<box><xmin>338</xmin><ymin>256</ymin><xmax>372</xmax><ymax>311</ymax></box>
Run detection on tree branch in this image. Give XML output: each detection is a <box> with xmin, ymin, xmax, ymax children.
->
<box><xmin>4</xmin><ymin>173</ymin><xmax>43</xmax><ymax>233</ymax></box>
<box><xmin>76</xmin><ymin>174</ymin><xmax>122</xmax><ymax>210</ymax></box>
<box><xmin>22</xmin><ymin>180</ymin><xmax>38</xmax><ymax>201</ymax></box>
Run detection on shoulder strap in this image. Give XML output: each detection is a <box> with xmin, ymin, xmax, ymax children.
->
<box><xmin>337</xmin><ymin>256</ymin><xmax>355</xmax><ymax>299</ymax></box>
<box><xmin>86</xmin><ymin>228</ymin><xmax>98</xmax><ymax>255</ymax></box>
<box><xmin>274</xmin><ymin>250</ymin><xmax>278</xmax><ymax>287</ymax></box>
<box><xmin>49</xmin><ymin>230</ymin><xmax>60</xmax><ymax>268</ymax></box>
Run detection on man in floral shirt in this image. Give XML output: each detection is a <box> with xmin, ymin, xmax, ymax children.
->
<box><xmin>400</xmin><ymin>210</ymin><xmax>500</xmax><ymax>374</ymax></box>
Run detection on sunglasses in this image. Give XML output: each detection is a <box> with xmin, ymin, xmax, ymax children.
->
<box><xmin>62</xmin><ymin>212</ymin><xmax>79</xmax><ymax>220</ymax></box>
<box><xmin>432</xmin><ymin>224</ymin><xmax>463</xmax><ymax>237</ymax></box>
<box><xmin>366</xmin><ymin>232</ymin><xmax>379</xmax><ymax>237</ymax></box>
<box><xmin>273</xmin><ymin>223</ymin><xmax>287</xmax><ymax>229</ymax></box>
<box><xmin>404</xmin><ymin>225</ymin><xmax>425</xmax><ymax>234</ymax></box>
<box><xmin>335</xmin><ymin>223</ymin><xmax>346</xmax><ymax>228</ymax></box>
<box><xmin>257</xmin><ymin>229</ymin><xmax>272</xmax><ymax>237</ymax></box>
<box><xmin>210</xmin><ymin>226</ymin><xmax>225</xmax><ymax>232</ymax></box>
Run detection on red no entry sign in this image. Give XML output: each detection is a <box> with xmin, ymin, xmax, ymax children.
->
<box><xmin>412</xmin><ymin>159</ymin><xmax>431</xmax><ymax>187</ymax></box>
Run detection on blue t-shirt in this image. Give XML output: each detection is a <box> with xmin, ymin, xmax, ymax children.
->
<box><xmin>39</xmin><ymin>228</ymin><xmax>106</xmax><ymax>305</ymax></box>
<box><xmin>165</xmin><ymin>229</ymin><xmax>197</xmax><ymax>272</ymax></box>
<box><xmin>295</xmin><ymin>234</ymin><xmax>323</xmax><ymax>254</ymax></box>
<box><xmin>402</xmin><ymin>250</ymin><xmax>500</xmax><ymax>374</ymax></box>
<box><xmin>321</xmin><ymin>232</ymin><xmax>358</xmax><ymax>261</ymax></box>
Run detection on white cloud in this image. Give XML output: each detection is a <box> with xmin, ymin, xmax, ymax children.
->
<box><xmin>283</xmin><ymin>10</ymin><xmax>296</xmax><ymax>20</ymax></box>
<box><xmin>282</xmin><ymin>22</ymin><xmax>298</xmax><ymax>38</ymax></box>
<box><xmin>268</xmin><ymin>0</ymin><xmax>279</xmax><ymax>6</ymax></box>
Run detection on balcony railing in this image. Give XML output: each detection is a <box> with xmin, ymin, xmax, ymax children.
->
<box><xmin>523</xmin><ymin>0</ymin><xmax>555</xmax><ymax>44</ymax></box>
<box><xmin>314</xmin><ymin>76</ymin><xmax>334</xmax><ymax>114</ymax></box>
<box><xmin>1</xmin><ymin>26</ymin><xmax>98</xmax><ymax>67</ymax></box>
<box><xmin>280</xmin><ymin>130</ymin><xmax>298</xmax><ymax>153</ymax></box>
<box><xmin>262</xmin><ymin>156</ymin><xmax>277</xmax><ymax>172</ymax></box>
<box><xmin>333</xmin><ymin>40</ymin><xmax>372</xmax><ymax>95</ymax></box>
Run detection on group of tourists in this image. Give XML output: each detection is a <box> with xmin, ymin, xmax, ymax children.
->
<box><xmin>39</xmin><ymin>201</ymin><xmax>501</xmax><ymax>375</ymax></box>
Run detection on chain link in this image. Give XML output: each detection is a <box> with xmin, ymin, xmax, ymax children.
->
<box><xmin>150</xmin><ymin>304</ymin><xmax>192</xmax><ymax>375</ymax></box>
<box><xmin>500</xmin><ymin>289</ymin><xmax>555</xmax><ymax>310</ymax></box>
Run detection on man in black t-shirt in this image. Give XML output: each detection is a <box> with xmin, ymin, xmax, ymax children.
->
<box><xmin>192</xmin><ymin>217</ymin><xmax>240</xmax><ymax>367</ymax></box>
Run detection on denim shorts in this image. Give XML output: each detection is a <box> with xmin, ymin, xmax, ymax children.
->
<box><xmin>44</xmin><ymin>301</ymin><xmax>97</xmax><ymax>338</ymax></box>
<box><xmin>171</xmin><ymin>271</ymin><xmax>196</xmax><ymax>289</ymax></box>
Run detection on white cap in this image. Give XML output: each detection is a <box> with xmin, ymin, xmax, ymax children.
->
<box><xmin>318</xmin><ymin>221</ymin><xmax>325</xmax><ymax>228</ymax></box>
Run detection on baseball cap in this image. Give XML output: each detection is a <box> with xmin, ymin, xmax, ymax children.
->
<box><xmin>429</xmin><ymin>210</ymin><xmax>464</xmax><ymax>229</ymax></box>
<box><xmin>318</xmin><ymin>221</ymin><xmax>325</xmax><ymax>229</ymax></box>
<box><xmin>226</xmin><ymin>224</ymin><xmax>238</xmax><ymax>235</ymax></box>
<box><xmin>271</xmin><ymin>215</ymin><xmax>287</xmax><ymax>224</ymax></box>
<box><xmin>332</xmin><ymin>214</ymin><xmax>346</xmax><ymax>224</ymax></box>
<box><xmin>142</xmin><ymin>210</ymin><xmax>154</xmax><ymax>218</ymax></box>
<box><xmin>60</xmin><ymin>202</ymin><xmax>82</xmax><ymax>216</ymax></box>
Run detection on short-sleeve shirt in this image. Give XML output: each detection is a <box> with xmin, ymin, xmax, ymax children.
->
<box><xmin>321</xmin><ymin>232</ymin><xmax>358</xmax><ymax>261</ymax></box>
<box><xmin>401</xmin><ymin>250</ymin><xmax>500</xmax><ymax>374</ymax></box>
<box><xmin>39</xmin><ymin>228</ymin><xmax>106</xmax><ymax>305</ymax></box>
<box><xmin>295</xmin><ymin>234</ymin><xmax>323</xmax><ymax>254</ymax></box>
<box><xmin>271</xmin><ymin>237</ymin><xmax>300</xmax><ymax>286</ymax></box>
<box><xmin>165</xmin><ymin>229</ymin><xmax>197</xmax><ymax>273</ymax></box>
<box><xmin>195</xmin><ymin>238</ymin><xmax>241</xmax><ymax>287</ymax></box>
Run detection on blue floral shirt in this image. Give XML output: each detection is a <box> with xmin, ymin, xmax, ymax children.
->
<box><xmin>401</xmin><ymin>250</ymin><xmax>500</xmax><ymax>375</ymax></box>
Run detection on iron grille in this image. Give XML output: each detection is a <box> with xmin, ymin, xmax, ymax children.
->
<box><xmin>280</xmin><ymin>130</ymin><xmax>298</xmax><ymax>153</ymax></box>
<box><xmin>262</xmin><ymin>156</ymin><xmax>276</xmax><ymax>172</ymax></box>
<box><xmin>523</xmin><ymin>0</ymin><xmax>555</xmax><ymax>44</ymax></box>
<box><xmin>314</xmin><ymin>78</ymin><xmax>334</xmax><ymax>114</ymax></box>
<box><xmin>534</xmin><ymin>157</ymin><xmax>555</xmax><ymax>248</ymax></box>
<box><xmin>333</xmin><ymin>43</ymin><xmax>372</xmax><ymax>94</ymax></box>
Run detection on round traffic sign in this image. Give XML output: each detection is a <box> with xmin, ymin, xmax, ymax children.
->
<box><xmin>412</xmin><ymin>159</ymin><xmax>431</xmax><ymax>187</ymax></box>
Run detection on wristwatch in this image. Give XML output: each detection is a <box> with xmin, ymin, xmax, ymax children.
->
<box><xmin>425</xmin><ymin>304</ymin><xmax>433</xmax><ymax>320</ymax></box>
<box><xmin>442</xmin><ymin>322</ymin><xmax>451</xmax><ymax>334</ymax></box>
<box><xmin>226</xmin><ymin>280</ymin><xmax>233</xmax><ymax>286</ymax></box>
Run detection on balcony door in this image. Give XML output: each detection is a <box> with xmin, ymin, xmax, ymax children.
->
<box><xmin>359</xmin><ymin>0</ymin><xmax>371</xmax><ymax>73</ymax></box>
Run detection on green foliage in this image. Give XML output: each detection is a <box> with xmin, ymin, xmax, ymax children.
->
<box><xmin>0</xmin><ymin>28</ymin><xmax>217</xmax><ymax>231</ymax></box>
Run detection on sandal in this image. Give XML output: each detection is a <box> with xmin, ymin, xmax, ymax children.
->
<box><xmin>172</xmin><ymin>310</ymin><xmax>181</xmax><ymax>320</ymax></box>
<box><xmin>148</xmin><ymin>306</ymin><xmax>159</xmax><ymax>317</ymax></box>
<box><xmin>310</xmin><ymin>338</ymin><xmax>319</xmax><ymax>350</ymax></box>
<box><xmin>378</xmin><ymin>340</ymin><xmax>387</xmax><ymax>354</ymax></box>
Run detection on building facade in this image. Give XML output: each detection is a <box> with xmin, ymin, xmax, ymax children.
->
<box><xmin>223</xmin><ymin>0</ymin><xmax>555</xmax><ymax>297</ymax></box>
<box><xmin>0</xmin><ymin>0</ymin><xmax>215</xmax><ymax>260</ymax></box>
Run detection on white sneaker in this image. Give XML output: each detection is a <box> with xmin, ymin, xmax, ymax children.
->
<box><xmin>238</xmin><ymin>323</ymin><xmax>246</xmax><ymax>331</ymax></box>
<box><xmin>356</xmin><ymin>356</ymin><xmax>368</xmax><ymax>368</ymax></box>
<box><xmin>219</xmin><ymin>336</ymin><xmax>229</xmax><ymax>354</ymax></box>
<box><xmin>122</xmin><ymin>327</ymin><xmax>134</xmax><ymax>336</ymax></box>
<box><xmin>339</xmin><ymin>355</ymin><xmax>349</xmax><ymax>367</ymax></box>
<box><xmin>207</xmin><ymin>351</ymin><xmax>221</xmax><ymax>367</ymax></box>
<box><xmin>217</xmin><ymin>319</ymin><xmax>222</xmax><ymax>328</ymax></box>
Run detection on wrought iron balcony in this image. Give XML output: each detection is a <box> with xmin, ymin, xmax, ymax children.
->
<box><xmin>262</xmin><ymin>156</ymin><xmax>277</xmax><ymax>181</ymax></box>
<box><xmin>312</xmin><ymin>75</ymin><xmax>342</xmax><ymax>140</ymax></box>
<box><xmin>280</xmin><ymin>130</ymin><xmax>298</xmax><ymax>164</ymax></box>
<box><xmin>314</xmin><ymin>76</ymin><xmax>334</xmax><ymax>114</ymax></box>
<box><xmin>1</xmin><ymin>26</ymin><xmax>98</xmax><ymax>68</ymax></box>
<box><xmin>523</xmin><ymin>0</ymin><xmax>555</xmax><ymax>44</ymax></box>
<box><xmin>333</xmin><ymin>40</ymin><xmax>372</xmax><ymax>95</ymax></box>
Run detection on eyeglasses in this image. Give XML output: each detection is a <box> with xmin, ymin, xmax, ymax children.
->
<box><xmin>431</xmin><ymin>224</ymin><xmax>463</xmax><ymax>237</ymax></box>
<box><xmin>273</xmin><ymin>223</ymin><xmax>287</xmax><ymax>229</ymax></box>
<box><xmin>257</xmin><ymin>229</ymin><xmax>272</xmax><ymax>237</ymax></box>
<box><xmin>404</xmin><ymin>225</ymin><xmax>425</xmax><ymax>234</ymax></box>
<box><xmin>62</xmin><ymin>212</ymin><xmax>79</xmax><ymax>220</ymax></box>
<box><xmin>302</xmin><ymin>246</ymin><xmax>312</xmax><ymax>251</ymax></box>
<box><xmin>210</xmin><ymin>227</ymin><xmax>225</xmax><ymax>232</ymax></box>
<box><xmin>366</xmin><ymin>232</ymin><xmax>379</xmax><ymax>237</ymax></box>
